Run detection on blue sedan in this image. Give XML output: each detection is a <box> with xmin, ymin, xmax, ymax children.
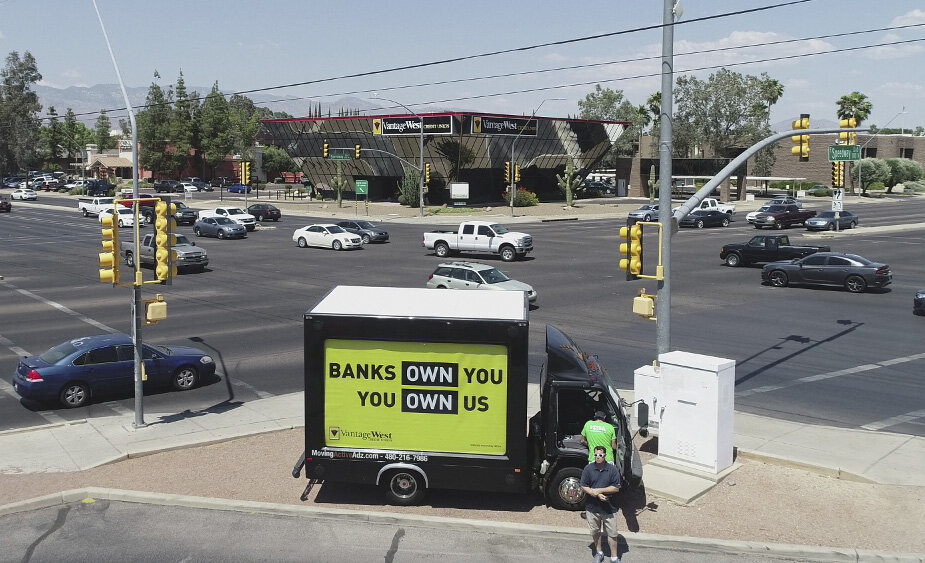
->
<box><xmin>11</xmin><ymin>334</ymin><xmax>216</xmax><ymax>408</ymax></box>
<box><xmin>226</xmin><ymin>183</ymin><xmax>252</xmax><ymax>194</ymax></box>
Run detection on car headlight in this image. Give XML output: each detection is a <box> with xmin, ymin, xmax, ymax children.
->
<box><xmin>200</xmin><ymin>356</ymin><xmax>214</xmax><ymax>364</ymax></box>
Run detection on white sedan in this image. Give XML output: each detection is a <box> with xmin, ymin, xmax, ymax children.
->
<box><xmin>11</xmin><ymin>188</ymin><xmax>37</xmax><ymax>201</ymax></box>
<box><xmin>98</xmin><ymin>207</ymin><xmax>138</xmax><ymax>227</ymax></box>
<box><xmin>292</xmin><ymin>224</ymin><xmax>363</xmax><ymax>251</ymax></box>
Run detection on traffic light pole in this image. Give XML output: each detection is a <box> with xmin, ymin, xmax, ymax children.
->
<box><xmin>656</xmin><ymin>0</ymin><xmax>677</xmax><ymax>356</ymax></box>
<box><xmin>94</xmin><ymin>0</ymin><xmax>145</xmax><ymax>428</ymax></box>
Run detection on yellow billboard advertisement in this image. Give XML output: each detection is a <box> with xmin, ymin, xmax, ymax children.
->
<box><xmin>324</xmin><ymin>339</ymin><xmax>508</xmax><ymax>455</ymax></box>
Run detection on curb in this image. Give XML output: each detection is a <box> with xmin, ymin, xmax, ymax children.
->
<box><xmin>0</xmin><ymin>488</ymin><xmax>921</xmax><ymax>561</ymax></box>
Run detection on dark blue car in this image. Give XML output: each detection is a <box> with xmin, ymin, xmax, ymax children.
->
<box><xmin>226</xmin><ymin>183</ymin><xmax>251</xmax><ymax>194</ymax></box>
<box><xmin>11</xmin><ymin>334</ymin><xmax>216</xmax><ymax>408</ymax></box>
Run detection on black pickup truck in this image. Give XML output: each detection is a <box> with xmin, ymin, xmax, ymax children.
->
<box><xmin>720</xmin><ymin>234</ymin><xmax>830</xmax><ymax>267</ymax></box>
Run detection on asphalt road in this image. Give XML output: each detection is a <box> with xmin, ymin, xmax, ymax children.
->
<box><xmin>1</xmin><ymin>195</ymin><xmax>923</xmax><ymax>436</ymax></box>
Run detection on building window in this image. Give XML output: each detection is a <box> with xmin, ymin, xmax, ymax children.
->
<box><xmin>901</xmin><ymin>148</ymin><xmax>913</xmax><ymax>159</ymax></box>
<box><xmin>863</xmin><ymin>147</ymin><xmax>877</xmax><ymax>158</ymax></box>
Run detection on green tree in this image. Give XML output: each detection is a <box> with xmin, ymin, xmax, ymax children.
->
<box><xmin>228</xmin><ymin>94</ymin><xmax>261</xmax><ymax>157</ymax></box>
<box><xmin>136</xmin><ymin>71</ymin><xmax>175</xmax><ymax>177</ymax></box>
<box><xmin>94</xmin><ymin>110</ymin><xmax>116</xmax><ymax>150</ymax></box>
<box><xmin>883</xmin><ymin>158</ymin><xmax>924</xmax><ymax>193</ymax></box>
<box><xmin>850</xmin><ymin>158</ymin><xmax>890</xmax><ymax>193</ymax></box>
<box><xmin>0</xmin><ymin>50</ymin><xmax>43</xmax><ymax>175</ymax></box>
<box><xmin>398</xmin><ymin>168</ymin><xmax>420</xmax><ymax>208</ymax></box>
<box><xmin>199</xmin><ymin>82</ymin><xmax>233</xmax><ymax>176</ymax></box>
<box><xmin>41</xmin><ymin>105</ymin><xmax>64</xmax><ymax>169</ymax></box>
<box><xmin>62</xmin><ymin>108</ymin><xmax>92</xmax><ymax>172</ymax></box>
<box><xmin>577</xmin><ymin>85</ymin><xmax>643</xmax><ymax>158</ymax></box>
<box><xmin>262</xmin><ymin>145</ymin><xmax>296</xmax><ymax>178</ymax></box>
<box><xmin>433</xmin><ymin>139</ymin><xmax>475</xmax><ymax>182</ymax></box>
<box><xmin>170</xmin><ymin>71</ymin><xmax>195</xmax><ymax>174</ymax></box>
<box><xmin>760</xmin><ymin>79</ymin><xmax>784</xmax><ymax>114</ymax></box>
<box><xmin>836</xmin><ymin>91</ymin><xmax>873</xmax><ymax>125</ymax></box>
<box><xmin>646</xmin><ymin>91</ymin><xmax>661</xmax><ymax>134</ymax></box>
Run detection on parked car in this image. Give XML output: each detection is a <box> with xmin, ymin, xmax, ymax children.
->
<box><xmin>804</xmin><ymin>211</ymin><xmax>858</xmax><ymax>231</ymax></box>
<box><xmin>762</xmin><ymin>252</ymin><xmax>891</xmax><ymax>293</ymax></box>
<box><xmin>628</xmin><ymin>204</ymin><xmax>660</xmax><ymax>222</ymax></box>
<box><xmin>0</xmin><ymin>195</ymin><xmax>11</xmax><ymax>212</ymax></box>
<box><xmin>292</xmin><ymin>224</ymin><xmax>362</xmax><ymax>250</ymax></box>
<box><xmin>678</xmin><ymin>209</ymin><xmax>731</xmax><ymax>228</ymax></box>
<box><xmin>193</xmin><ymin>216</ymin><xmax>247</xmax><ymax>239</ymax></box>
<box><xmin>226</xmin><ymin>183</ymin><xmax>251</xmax><ymax>194</ymax></box>
<box><xmin>154</xmin><ymin>180</ymin><xmax>181</xmax><ymax>193</ymax></box>
<box><xmin>11</xmin><ymin>188</ymin><xmax>37</xmax><ymax>201</ymax></box>
<box><xmin>179</xmin><ymin>182</ymin><xmax>199</xmax><ymax>194</ymax></box>
<box><xmin>580</xmin><ymin>181</ymin><xmax>615</xmax><ymax>196</ymax></box>
<box><xmin>173</xmin><ymin>201</ymin><xmax>198</xmax><ymax>225</ymax></box>
<box><xmin>914</xmin><ymin>290</ymin><xmax>925</xmax><ymax>315</ymax></box>
<box><xmin>805</xmin><ymin>185</ymin><xmax>831</xmax><ymax>196</ymax></box>
<box><xmin>98</xmin><ymin>207</ymin><xmax>139</xmax><ymax>228</ymax></box>
<box><xmin>210</xmin><ymin>176</ymin><xmax>237</xmax><ymax>188</ymax></box>
<box><xmin>746</xmin><ymin>205</ymin><xmax>771</xmax><ymax>224</ymax></box>
<box><xmin>768</xmin><ymin>196</ymin><xmax>803</xmax><ymax>208</ymax></box>
<box><xmin>2</xmin><ymin>176</ymin><xmax>25</xmax><ymax>188</ymax></box>
<box><xmin>426</xmin><ymin>261</ymin><xmax>537</xmax><ymax>303</ymax></box>
<box><xmin>247</xmin><ymin>203</ymin><xmax>282</xmax><ymax>222</ymax></box>
<box><xmin>85</xmin><ymin>179</ymin><xmax>115</xmax><ymax>197</ymax></box>
<box><xmin>10</xmin><ymin>333</ymin><xmax>216</xmax><ymax>408</ymax></box>
<box><xmin>336</xmin><ymin>220</ymin><xmax>389</xmax><ymax>243</ymax></box>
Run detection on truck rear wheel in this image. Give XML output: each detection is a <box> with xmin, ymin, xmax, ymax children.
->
<box><xmin>434</xmin><ymin>242</ymin><xmax>450</xmax><ymax>258</ymax></box>
<box><xmin>124</xmin><ymin>252</ymin><xmax>135</xmax><ymax>268</ymax></box>
<box><xmin>548</xmin><ymin>466</ymin><xmax>586</xmax><ymax>511</ymax></box>
<box><xmin>383</xmin><ymin>469</ymin><xmax>426</xmax><ymax>506</ymax></box>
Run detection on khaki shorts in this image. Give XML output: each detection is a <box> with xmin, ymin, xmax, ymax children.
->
<box><xmin>586</xmin><ymin>510</ymin><xmax>618</xmax><ymax>537</ymax></box>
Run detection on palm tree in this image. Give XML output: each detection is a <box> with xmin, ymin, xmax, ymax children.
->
<box><xmin>760</xmin><ymin>79</ymin><xmax>784</xmax><ymax>114</ymax></box>
<box><xmin>646</xmin><ymin>92</ymin><xmax>661</xmax><ymax>130</ymax></box>
<box><xmin>836</xmin><ymin>91</ymin><xmax>873</xmax><ymax>124</ymax></box>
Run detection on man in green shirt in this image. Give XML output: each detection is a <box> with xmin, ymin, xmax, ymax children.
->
<box><xmin>581</xmin><ymin>410</ymin><xmax>618</xmax><ymax>464</ymax></box>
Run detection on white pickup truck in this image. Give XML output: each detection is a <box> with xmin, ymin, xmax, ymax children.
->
<box><xmin>422</xmin><ymin>221</ymin><xmax>533</xmax><ymax>262</ymax></box>
<box><xmin>77</xmin><ymin>197</ymin><xmax>115</xmax><ymax>217</ymax></box>
<box><xmin>695</xmin><ymin>197</ymin><xmax>736</xmax><ymax>215</ymax></box>
<box><xmin>198</xmin><ymin>207</ymin><xmax>257</xmax><ymax>231</ymax></box>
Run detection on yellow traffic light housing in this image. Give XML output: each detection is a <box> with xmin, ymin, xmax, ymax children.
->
<box><xmin>839</xmin><ymin>118</ymin><xmax>857</xmax><ymax>128</ymax></box>
<box><xmin>239</xmin><ymin>162</ymin><xmax>250</xmax><ymax>185</ymax></box>
<box><xmin>838</xmin><ymin>117</ymin><xmax>857</xmax><ymax>145</ymax></box>
<box><xmin>514</xmin><ymin>164</ymin><xmax>521</xmax><ymax>183</ymax></box>
<box><xmin>323</xmin><ymin>143</ymin><xmax>329</xmax><ymax>158</ymax></box>
<box><xmin>831</xmin><ymin>161</ymin><xmax>845</xmax><ymax>187</ymax></box>
<box><xmin>619</xmin><ymin>220</ymin><xmax>643</xmax><ymax>281</ymax></box>
<box><xmin>633</xmin><ymin>289</ymin><xmax>656</xmax><ymax>320</ymax></box>
<box><xmin>355</xmin><ymin>144</ymin><xmax>361</xmax><ymax>158</ymax></box>
<box><xmin>424</xmin><ymin>163</ymin><xmax>431</xmax><ymax>184</ymax></box>
<box><xmin>99</xmin><ymin>207</ymin><xmax>121</xmax><ymax>285</ymax></box>
<box><xmin>154</xmin><ymin>198</ymin><xmax>178</xmax><ymax>284</ymax></box>
<box><xmin>504</xmin><ymin>161</ymin><xmax>510</xmax><ymax>182</ymax></box>
<box><xmin>143</xmin><ymin>294</ymin><xmax>167</xmax><ymax>325</ymax></box>
<box><xmin>791</xmin><ymin>113</ymin><xmax>810</xmax><ymax>162</ymax></box>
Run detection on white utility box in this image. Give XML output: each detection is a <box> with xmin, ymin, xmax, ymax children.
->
<box><xmin>657</xmin><ymin>351</ymin><xmax>735</xmax><ymax>474</ymax></box>
<box><xmin>633</xmin><ymin>364</ymin><xmax>661</xmax><ymax>434</ymax></box>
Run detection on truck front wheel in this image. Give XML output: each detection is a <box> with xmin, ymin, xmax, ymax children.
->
<box><xmin>500</xmin><ymin>245</ymin><xmax>516</xmax><ymax>262</ymax></box>
<box><xmin>548</xmin><ymin>466</ymin><xmax>586</xmax><ymax>511</ymax></box>
<box><xmin>724</xmin><ymin>253</ymin><xmax>741</xmax><ymax>267</ymax></box>
<box><xmin>383</xmin><ymin>469</ymin><xmax>426</xmax><ymax>506</ymax></box>
<box><xmin>124</xmin><ymin>252</ymin><xmax>134</xmax><ymax>268</ymax></box>
<box><xmin>434</xmin><ymin>242</ymin><xmax>450</xmax><ymax>258</ymax></box>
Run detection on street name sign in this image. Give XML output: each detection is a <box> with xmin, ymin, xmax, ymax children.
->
<box><xmin>829</xmin><ymin>145</ymin><xmax>860</xmax><ymax>161</ymax></box>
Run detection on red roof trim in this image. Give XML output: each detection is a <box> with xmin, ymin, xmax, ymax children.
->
<box><xmin>261</xmin><ymin>111</ymin><xmax>630</xmax><ymax>126</ymax></box>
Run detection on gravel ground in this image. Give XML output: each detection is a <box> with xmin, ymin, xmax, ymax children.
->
<box><xmin>1</xmin><ymin>429</ymin><xmax>923</xmax><ymax>554</ymax></box>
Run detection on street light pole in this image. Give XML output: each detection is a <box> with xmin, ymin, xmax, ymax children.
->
<box><xmin>510</xmin><ymin>98</ymin><xmax>564</xmax><ymax>217</ymax></box>
<box><xmin>374</xmin><ymin>95</ymin><xmax>424</xmax><ymax>218</ymax></box>
<box><xmin>857</xmin><ymin>106</ymin><xmax>906</xmax><ymax>193</ymax></box>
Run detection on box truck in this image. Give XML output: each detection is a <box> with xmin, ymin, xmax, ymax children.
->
<box><xmin>296</xmin><ymin>286</ymin><xmax>642</xmax><ymax>509</ymax></box>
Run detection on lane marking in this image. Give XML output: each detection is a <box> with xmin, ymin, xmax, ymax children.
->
<box><xmin>862</xmin><ymin>409</ymin><xmax>925</xmax><ymax>431</ymax></box>
<box><xmin>230</xmin><ymin>379</ymin><xmax>275</xmax><ymax>399</ymax></box>
<box><xmin>738</xmin><ymin>352</ymin><xmax>925</xmax><ymax>397</ymax></box>
<box><xmin>0</xmin><ymin>334</ymin><xmax>31</xmax><ymax>357</ymax></box>
<box><xmin>0</xmin><ymin>281</ymin><xmax>118</xmax><ymax>333</ymax></box>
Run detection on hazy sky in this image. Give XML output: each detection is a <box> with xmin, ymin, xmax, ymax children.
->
<box><xmin>1</xmin><ymin>0</ymin><xmax>923</xmax><ymax>130</ymax></box>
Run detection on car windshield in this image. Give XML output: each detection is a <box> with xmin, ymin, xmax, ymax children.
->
<box><xmin>754</xmin><ymin>206</ymin><xmax>770</xmax><ymax>212</ymax></box>
<box><xmin>174</xmin><ymin>202</ymin><xmax>188</xmax><ymax>210</ymax></box>
<box><xmin>117</xmin><ymin>208</ymin><xmax>133</xmax><ymax>215</ymax></box>
<box><xmin>356</xmin><ymin>221</ymin><xmax>375</xmax><ymax>229</ymax></box>
<box><xmin>38</xmin><ymin>341</ymin><xmax>83</xmax><ymax>364</ymax></box>
<box><xmin>215</xmin><ymin>217</ymin><xmax>234</xmax><ymax>225</ymax></box>
<box><xmin>478</xmin><ymin>268</ymin><xmax>510</xmax><ymax>284</ymax></box>
<box><xmin>489</xmin><ymin>224</ymin><xmax>509</xmax><ymax>234</ymax></box>
<box><xmin>174</xmin><ymin>235</ymin><xmax>193</xmax><ymax>246</ymax></box>
<box><xmin>227</xmin><ymin>209</ymin><xmax>245</xmax><ymax>215</ymax></box>
<box><xmin>766</xmin><ymin>205</ymin><xmax>786</xmax><ymax>212</ymax></box>
<box><xmin>327</xmin><ymin>225</ymin><xmax>346</xmax><ymax>233</ymax></box>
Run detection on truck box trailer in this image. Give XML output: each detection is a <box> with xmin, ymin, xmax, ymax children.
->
<box><xmin>299</xmin><ymin>286</ymin><xmax>642</xmax><ymax>508</ymax></box>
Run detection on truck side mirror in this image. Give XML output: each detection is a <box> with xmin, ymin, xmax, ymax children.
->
<box><xmin>637</xmin><ymin>402</ymin><xmax>650</xmax><ymax>438</ymax></box>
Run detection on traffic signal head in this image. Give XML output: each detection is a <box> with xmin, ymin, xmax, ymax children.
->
<box><xmin>154</xmin><ymin>199</ymin><xmax>178</xmax><ymax>283</ymax></box>
<box><xmin>323</xmin><ymin>143</ymin><xmax>329</xmax><ymax>158</ymax></box>
<box><xmin>424</xmin><ymin>163</ymin><xmax>431</xmax><ymax>184</ymax></box>
<box><xmin>355</xmin><ymin>144</ymin><xmax>361</xmax><ymax>159</ymax></box>
<box><xmin>504</xmin><ymin>161</ymin><xmax>511</xmax><ymax>182</ymax></box>
<box><xmin>839</xmin><ymin>131</ymin><xmax>857</xmax><ymax>145</ymax></box>
<box><xmin>618</xmin><ymin>221</ymin><xmax>643</xmax><ymax>281</ymax></box>
<box><xmin>240</xmin><ymin>162</ymin><xmax>250</xmax><ymax>184</ymax></box>
<box><xmin>791</xmin><ymin>113</ymin><xmax>810</xmax><ymax>162</ymax></box>
<box><xmin>99</xmin><ymin>210</ymin><xmax>120</xmax><ymax>284</ymax></box>
<box><xmin>514</xmin><ymin>164</ymin><xmax>521</xmax><ymax>183</ymax></box>
<box><xmin>839</xmin><ymin>118</ymin><xmax>857</xmax><ymax>129</ymax></box>
<box><xmin>831</xmin><ymin>161</ymin><xmax>845</xmax><ymax>187</ymax></box>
